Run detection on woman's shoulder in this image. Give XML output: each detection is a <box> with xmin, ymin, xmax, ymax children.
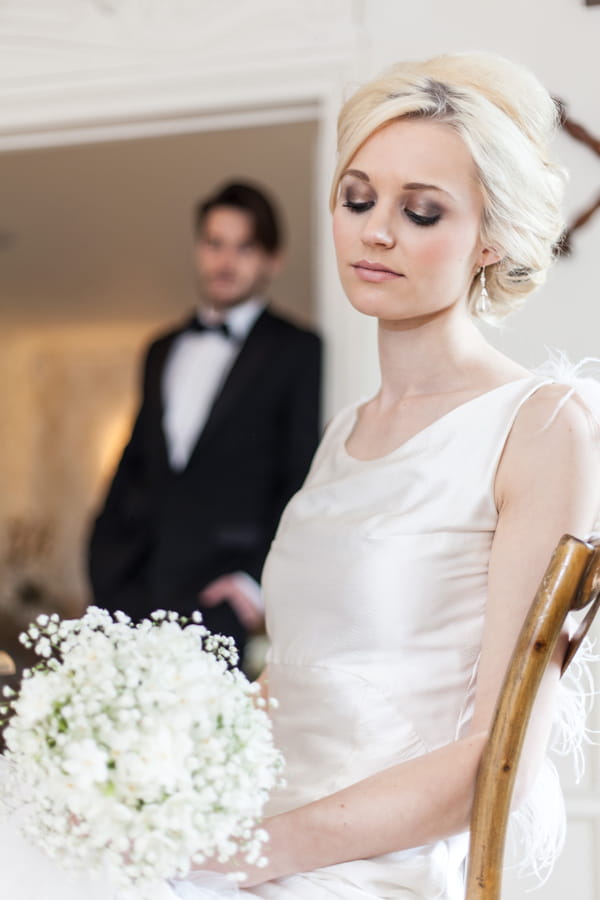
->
<box><xmin>515</xmin><ymin>381</ymin><xmax>597</xmax><ymax>436</ymax></box>
<box><xmin>516</xmin><ymin>354</ymin><xmax>600</xmax><ymax>443</ymax></box>
<box><xmin>491</xmin><ymin>359</ymin><xmax>600</xmax><ymax>541</ymax></box>
<box><xmin>322</xmin><ymin>399</ymin><xmax>362</xmax><ymax>437</ymax></box>
<box><xmin>497</xmin><ymin>357</ymin><xmax>600</xmax><ymax>508</ymax></box>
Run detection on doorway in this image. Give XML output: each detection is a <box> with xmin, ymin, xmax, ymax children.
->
<box><xmin>0</xmin><ymin>118</ymin><xmax>318</xmax><ymax>631</ymax></box>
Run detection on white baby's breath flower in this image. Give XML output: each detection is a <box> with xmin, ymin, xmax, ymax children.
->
<box><xmin>62</xmin><ymin>739</ymin><xmax>110</xmax><ymax>789</ymax></box>
<box><xmin>114</xmin><ymin>610</ymin><xmax>131</xmax><ymax>624</ymax></box>
<box><xmin>2</xmin><ymin>606</ymin><xmax>283</xmax><ymax>892</ymax></box>
<box><xmin>35</xmin><ymin>637</ymin><xmax>52</xmax><ymax>658</ymax></box>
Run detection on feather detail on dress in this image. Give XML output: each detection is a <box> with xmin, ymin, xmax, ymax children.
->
<box><xmin>534</xmin><ymin>349</ymin><xmax>600</xmax><ymax>434</ymax></box>
<box><xmin>507</xmin><ymin>632</ymin><xmax>598</xmax><ymax>884</ymax></box>
<box><xmin>506</xmin><ymin>350</ymin><xmax>600</xmax><ymax>883</ymax></box>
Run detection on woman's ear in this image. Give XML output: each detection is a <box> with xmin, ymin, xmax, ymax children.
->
<box><xmin>478</xmin><ymin>247</ymin><xmax>502</xmax><ymax>267</ymax></box>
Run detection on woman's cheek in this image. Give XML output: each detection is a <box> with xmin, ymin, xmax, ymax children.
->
<box><xmin>412</xmin><ymin>227</ymin><xmax>473</xmax><ymax>272</ymax></box>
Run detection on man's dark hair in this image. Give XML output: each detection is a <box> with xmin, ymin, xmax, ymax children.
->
<box><xmin>194</xmin><ymin>181</ymin><xmax>282</xmax><ymax>254</ymax></box>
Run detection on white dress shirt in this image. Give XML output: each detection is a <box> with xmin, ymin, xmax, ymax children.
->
<box><xmin>162</xmin><ymin>297</ymin><xmax>264</xmax><ymax>471</ymax></box>
<box><xmin>161</xmin><ymin>296</ymin><xmax>265</xmax><ymax>612</ymax></box>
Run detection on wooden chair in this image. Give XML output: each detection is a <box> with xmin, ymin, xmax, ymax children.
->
<box><xmin>466</xmin><ymin>533</ymin><xmax>600</xmax><ymax>899</ymax></box>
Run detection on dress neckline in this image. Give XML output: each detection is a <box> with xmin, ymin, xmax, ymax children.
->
<box><xmin>341</xmin><ymin>375</ymin><xmax>539</xmax><ymax>464</ymax></box>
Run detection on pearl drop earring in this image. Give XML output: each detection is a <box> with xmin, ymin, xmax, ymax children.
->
<box><xmin>477</xmin><ymin>266</ymin><xmax>491</xmax><ymax>315</ymax></box>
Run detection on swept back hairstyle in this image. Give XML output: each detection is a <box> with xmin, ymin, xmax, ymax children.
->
<box><xmin>195</xmin><ymin>181</ymin><xmax>282</xmax><ymax>254</ymax></box>
<box><xmin>331</xmin><ymin>53</ymin><xmax>567</xmax><ymax>320</ymax></box>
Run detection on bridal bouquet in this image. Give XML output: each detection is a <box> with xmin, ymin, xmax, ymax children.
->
<box><xmin>0</xmin><ymin>607</ymin><xmax>283</xmax><ymax>893</ymax></box>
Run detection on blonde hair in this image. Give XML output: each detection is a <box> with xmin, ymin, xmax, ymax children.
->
<box><xmin>331</xmin><ymin>53</ymin><xmax>567</xmax><ymax>320</ymax></box>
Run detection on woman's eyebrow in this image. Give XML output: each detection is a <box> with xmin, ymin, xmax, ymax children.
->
<box><xmin>403</xmin><ymin>181</ymin><xmax>448</xmax><ymax>194</ymax></box>
<box><xmin>342</xmin><ymin>168</ymin><xmax>370</xmax><ymax>182</ymax></box>
<box><xmin>341</xmin><ymin>171</ymin><xmax>453</xmax><ymax>198</ymax></box>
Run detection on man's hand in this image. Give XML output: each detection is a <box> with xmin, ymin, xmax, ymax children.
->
<box><xmin>199</xmin><ymin>573</ymin><xmax>264</xmax><ymax>631</ymax></box>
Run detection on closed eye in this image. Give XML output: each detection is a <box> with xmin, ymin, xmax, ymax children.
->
<box><xmin>405</xmin><ymin>209</ymin><xmax>441</xmax><ymax>227</ymax></box>
<box><xmin>342</xmin><ymin>199</ymin><xmax>374</xmax><ymax>214</ymax></box>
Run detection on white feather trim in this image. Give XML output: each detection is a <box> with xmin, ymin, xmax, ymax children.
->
<box><xmin>534</xmin><ymin>350</ymin><xmax>600</xmax><ymax>433</ymax></box>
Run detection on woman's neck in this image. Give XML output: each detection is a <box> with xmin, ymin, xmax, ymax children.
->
<box><xmin>375</xmin><ymin>307</ymin><xmax>509</xmax><ymax>407</ymax></box>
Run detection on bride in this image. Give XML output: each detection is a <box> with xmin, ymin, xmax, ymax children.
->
<box><xmin>2</xmin><ymin>51</ymin><xmax>599</xmax><ymax>900</ymax></box>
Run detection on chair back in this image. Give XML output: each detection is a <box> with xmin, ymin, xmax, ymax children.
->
<box><xmin>465</xmin><ymin>534</ymin><xmax>600</xmax><ymax>899</ymax></box>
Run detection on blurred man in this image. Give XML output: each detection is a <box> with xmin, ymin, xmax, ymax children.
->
<box><xmin>89</xmin><ymin>181</ymin><xmax>321</xmax><ymax>661</ymax></box>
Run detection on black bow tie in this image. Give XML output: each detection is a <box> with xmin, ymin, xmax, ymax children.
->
<box><xmin>187</xmin><ymin>317</ymin><xmax>232</xmax><ymax>339</ymax></box>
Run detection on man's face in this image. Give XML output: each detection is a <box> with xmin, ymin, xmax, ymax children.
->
<box><xmin>194</xmin><ymin>206</ymin><xmax>278</xmax><ymax>310</ymax></box>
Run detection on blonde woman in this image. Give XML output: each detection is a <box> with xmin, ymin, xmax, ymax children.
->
<box><xmin>208</xmin><ymin>51</ymin><xmax>599</xmax><ymax>899</ymax></box>
<box><xmin>1</xmin><ymin>51</ymin><xmax>598</xmax><ymax>900</ymax></box>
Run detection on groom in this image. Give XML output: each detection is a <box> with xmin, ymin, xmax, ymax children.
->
<box><xmin>88</xmin><ymin>181</ymin><xmax>322</xmax><ymax>661</ymax></box>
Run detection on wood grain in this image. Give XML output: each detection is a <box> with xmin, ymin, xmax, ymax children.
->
<box><xmin>465</xmin><ymin>535</ymin><xmax>600</xmax><ymax>899</ymax></box>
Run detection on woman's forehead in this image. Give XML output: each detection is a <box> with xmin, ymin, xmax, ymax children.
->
<box><xmin>346</xmin><ymin>118</ymin><xmax>479</xmax><ymax>194</ymax></box>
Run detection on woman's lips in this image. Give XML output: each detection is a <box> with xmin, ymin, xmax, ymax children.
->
<box><xmin>351</xmin><ymin>260</ymin><xmax>403</xmax><ymax>282</ymax></box>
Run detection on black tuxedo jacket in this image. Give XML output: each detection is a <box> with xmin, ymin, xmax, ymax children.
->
<box><xmin>89</xmin><ymin>307</ymin><xmax>322</xmax><ymax>648</ymax></box>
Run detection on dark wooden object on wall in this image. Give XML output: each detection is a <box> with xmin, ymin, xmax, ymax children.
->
<box><xmin>465</xmin><ymin>534</ymin><xmax>600</xmax><ymax>899</ymax></box>
<box><xmin>585</xmin><ymin>1</ymin><xmax>600</xmax><ymax>7</ymax></box>
<box><xmin>556</xmin><ymin>99</ymin><xmax>600</xmax><ymax>254</ymax></box>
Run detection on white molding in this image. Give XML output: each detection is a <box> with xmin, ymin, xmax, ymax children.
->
<box><xmin>0</xmin><ymin>61</ymin><xmax>347</xmax><ymax>151</ymax></box>
<box><xmin>0</xmin><ymin>0</ymin><xmax>364</xmax><ymax>152</ymax></box>
<box><xmin>0</xmin><ymin>1</ymin><xmax>361</xmax><ymax>62</ymax></box>
<box><xmin>0</xmin><ymin>99</ymin><xmax>320</xmax><ymax>151</ymax></box>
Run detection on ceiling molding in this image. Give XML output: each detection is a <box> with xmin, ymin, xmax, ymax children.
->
<box><xmin>0</xmin><ymin>0</ymin><xmax>365</xmax><ymax>149</ymax></box>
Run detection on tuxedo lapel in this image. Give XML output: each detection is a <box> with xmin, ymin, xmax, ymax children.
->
<box><xmin>186</xmin><ymin>309</ymin><xmax>276</xmax><ymax>458</ymax></box>
<box><xmin>149</xmin><ymin>330</ymin><xmax>181</xmax><ymax>472</ymax></box>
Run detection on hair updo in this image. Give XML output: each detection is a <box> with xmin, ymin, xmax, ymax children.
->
<box><xmin>330</xmin><ymin>53</ymin><xmax>567</xmax><ymax>321</ymax></box>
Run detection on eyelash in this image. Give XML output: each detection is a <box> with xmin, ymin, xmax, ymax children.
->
<box><xmin>341</xmin><ymin>199</ymin><xmax>441</xmax><ymax>227</ymax></box>
<box><xmin>406</xmin><ymin>209</ymin><xmax>441</xmax><ymax>227</ymax></box>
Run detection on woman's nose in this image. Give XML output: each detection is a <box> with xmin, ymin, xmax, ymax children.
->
<box><xmin>361</xmin><ymin>212</ymin><xmax>395</xmax><ymax>248</ymax></box>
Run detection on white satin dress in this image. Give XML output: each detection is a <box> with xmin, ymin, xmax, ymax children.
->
<box><xmin>246</xmin><ymin>376</ymin><xmax>550</xmax><ymax>900</ymax></box>
<box><xmin>0</xmin><ymin>373</ymin><xmax>594</xmax><ymax>900</ymax></box>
